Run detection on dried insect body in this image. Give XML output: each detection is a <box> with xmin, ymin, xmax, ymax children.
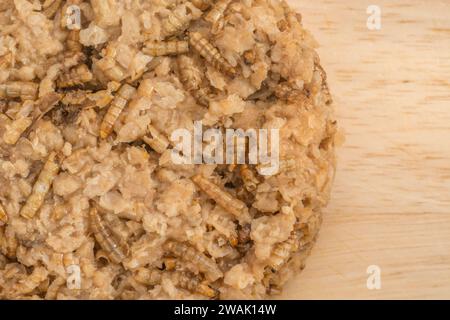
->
<box><xmin>142</xmin><ymin>124</ymin><xmax>170</xmax><ymax>154</ymax></box>
<box><xmin>204</xmin><ymin>0</ymin><xmax>232</xmax><ymax>34</ymax></box>
<box><xmin>57</xmin><ymin>64</ymin><xmax>93</xmax><ymax>88</ymax></box>
<box><xmin>19</xmin><ymin>152</ymin><xmax>61</xmax><ymax>219</ymax></box>
<box><xmin>0</xmin><ymin>82</ymin><xmax>38</xmax><ymax>101</ymax></box>
<box><xmin>273</xmin><ymin>81</ymin><xmax>308</xmax><ymax>104</ymax></box>
<box><xmin>50</xmin><ymin>104</ymin><xmax>82</xmax><ymax>126</ymax></box>
<box><xmin>97</xmin><ymin>45</ymin><xmax>128</xmax><ymax>82</ymax></box>
<box><xmin>172</xmin><ymin>271</ymin><xmax>217</xmax><ymax>298</ymax></box>
<box><xmin>177</xmin><ymin>55</ymin><xmax>211</xmax><ymax>106</ymax></box>
<box><xmin>99</xmin><ymin>84</ymin><xmax>136</xmax><ymax>139</ymax></box>
<box><xmin>42</xmin><ymin>0</ymin><xmax>63</xmax><ymax>18</ymax></box>
<box><xmin>314</xmin><ymin>63</ymin><xmax>333</xmax><ymax>105</ymax></box>
<box><xmin>89</xmin><ymin>207</ymin><xmax>130</xmax><ymax>264</ymax></box>
<box><xmin>0</xmin><ymin>202</ymin><xmax>7</xmax><ymax>226</ymax></box>
<box><xmin>188</xmin><ymin>32</ymin><xmax>236</xmax><ymax>77</ymax></box>
<box><xmin>267</xmin><ymin>230</ymin><xmax>302</xmax><ymax>271</ymax></box>
<box><xmin>239</xmin><ymin>165</ymin><xmax>259</xmax><ymax>192</ymax></box>
<box><xmin>161</xmin><ymin>5</ymin><xmax>193</xmax><ymax>38</ymax></box>
<box><xmin>143</xmin><ymin>40</ymin><xmax>189</xmax><ymax>57</ymax></box>
<box><xmin>134</xmin><ymin>268</ymin><xmax>162</xmax><ymax>286</ymax></box>
<box><xmin>191</xmin><ymin>175</ymin><xmax>251</xmax><ymax>223</ymax></box>
<box><xmin>164</xmin><ymin>241</ymin><xmax>223</xmax><ymax>281</ymax></box>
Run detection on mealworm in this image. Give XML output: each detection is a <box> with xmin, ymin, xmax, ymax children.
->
<box><xmin>188</xmin><ymin>32</ymin><xmax>236</xmax><ymax>76</ymax></box>
<box><xmin>99</xmin><ymin>84</ymin><xmax>136</xmax><ymax>139</ymax></box>
<box><xmin>142</xmin><ymin>124</ymin><xmax>170</xmax><ymax>154</ymax></box>
<box><xmin>143</xmin><ymin>40</ymin><xmax>189</xmax><ymax>57</ymax></box>
<box><xmin>164</xmin><ymin>240</ymin><xmax>223</xmax><ymax>281</ymax></box>
<box><xmin>173</xmin><ymin>271</ymin><xmax>218</xmax><ymax>298</ymax></box>
<box><xmin>42</xmin><ymin>0</ymin><xmax>63</xmax><ymax>18</ymax></box>
<box><xmin>89</xmin><ymin>207</ymin><xmax>130</xmax><ymax>264</ymax></box>
<box><xmin>0</xmin><ymin>202</ymin><xmax>7</xmax><ymax>226</ymax></box>
<box><xmin>19</xmin><ymin>152</ymin><xmax>60</xmax><ymax>219</ymax></box>
<box><xmin>177</xmin><ymin>54</ymin><xmax>212</xmax><ymax>106</ymax></box>
<box><xmin>57</xmin><ymin>64</ymin><xmax>93</xmax><ymax>88</ymax></box>
<box><xmin>239</xmin><ymin>165</ymin><xmax>259</xmax><ymax>192</ymax></box>
<box><xmin>0</xmin><ymin>82</ymin><xmax>38</xmax><ymax>101</ymax></box>
<box><xmin>267</xmin><ymin>231</ymin><xmax>302</xmax><ymax>271</ymax></box>
<box><xmin>204</xmin><ymin>0</ymin><xmax>232</xmax><ymax>34</ymax></box>
<box><xmin>161</xmin><ymin>6</ymin><xmax>192</xmax><ymax>38</ymax></box>
<box><xmin>191</xmin><ymin>174</ymin><xmax>250</xmax><ymax>223</ymax></box>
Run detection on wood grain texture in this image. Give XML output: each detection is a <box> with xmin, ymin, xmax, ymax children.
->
<box><xmin>280</xmin><ymin>0</ymin><xmax>450</xmax><ymax>299</ymax></box>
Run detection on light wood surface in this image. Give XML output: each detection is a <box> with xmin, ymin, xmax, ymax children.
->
<box><xmin>280</xmin><ymin>0</ymin><xmax>450</xmax><ymax>299</ymax></box>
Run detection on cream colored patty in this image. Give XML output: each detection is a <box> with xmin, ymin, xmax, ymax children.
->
<box><xmin>0</xmin><ymin>0</ymin><xmax>337</xmax><ymax>299</ymax></box>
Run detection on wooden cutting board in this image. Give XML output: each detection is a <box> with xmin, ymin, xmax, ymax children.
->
<box><xmin>280</xmin><ymin>0</ymin><xmax>450</xmax><ymax>299</ymax></box>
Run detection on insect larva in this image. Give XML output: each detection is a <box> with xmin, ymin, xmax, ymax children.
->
<box><xmin>142</xmin><ymin>124</ymin><xmax>170</xmax><ymax>154</ymax></box>
<box><xmin>161</xmin><ymin>6</ymin><xmax>192</xmax><ymax>38</ymax></box>
<box><xmin>191</xmin><ymin>174</ymin><xmax>250</xmax><ymax>223</ymax></box>
<box><xmin>204</xmin><ymin>0</ymin><xmax>232</xmax><ymax>34</ymax></box>
<box><xmin>143</xmin><ymin>40</ymin><xmax>189</xmax><ymax>57</ymax></box>
<box><xmin>0</xmin><ymin>82</ymin><xmax>38</xmax><ymax>101</ymax></box>
<box><xmin>267</xmin><ymin>231</ymin><xmax>301</xmax><ymax>271</ymax></box>
<box><xmin>1</xmin><ymin>226</ymin><xmax>18</xmax><ymax>258</ymax></box>
<box><xmin>0</xmin><ymin>202</ymin><xmax>7</xmax><ymax>226</ymax></box>
<box><xmin>57</xmin><ymin>64</ymin><xmax>93</xmax><ymax>88</ymax></box>
<box><xmin>239</xmin><ymin>165</ymin><xmax>259</xmax><ymax>192</ymax></box>
<box><xmin>42</xmin><ymin>0</ymin><xmax>63</xmax><ymax>18</ymax></box>
<box><xmin>173</xmin><ymin>271</ymin><xmax>218</xmax><ymax>298</ymax></box>
<box><xmin>3</xmin><ymin>117</ymin><xmax>33</xmax><ymax>145</ymax></box>
<box><xmin>189</xmin><ymin>32</ymin><xmax>236</xmax><ymax>76</ymax></box>
<box><xmin>273</xmin><ymin>82</ymin><xmax>310</xmax><ymax>104</ymax></box>
<box><xmin>99</xmin><ymin>84</ymin><xmax>136</xmax><ymax>139</ymax></box>
<box><xmin>164</xmin><ymin>241</ymin><xmax>223</xmax><ymax>281</ymax></box>
<box><xmin>177</xmin><ymin>55</ymin><xmax>212</xmax><ymax>106</ymax></box>
<box><xmin>89</xmin><ymin>207</ymin><xmax>130</xmax><ymax>264</ymax></box>
<box><xmin>20</xmin><ymin>152</ymin><xmax>60</xmax><ymax>219</ymax></box>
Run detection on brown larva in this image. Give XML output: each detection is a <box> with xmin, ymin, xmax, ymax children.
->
<box><xmin>164</xmin><ymin>240</ymin><xmax>223</xmax><ymax>281</ymax></box>
<box><xmin>42</xmin><ymin>0</ymin><xmax>63</xmax><ymax>18</ymax></box>
<box><xmin>142</xmin><ymin>124</ymin><xmax>170</xmax><ymax>154</ymax></box>
<box><xmin>99</xmin><ymin>83</ymin><xmax>136</xmax><ymax>139</ymax></box>
<box><xmin>0</xmin><ymin>202</ymin><xmax>7</xmax><ymax>226</ymax></box>
<box><xmin>239</xmin><ymin>165</ymin><xmax>260</xmax><ymax>192</ymax></box>
<box><xmin>188</xmin><ymin>32</ymin><xmax>236</xmax><ymax>77</ymax></box>
<box><xmin>160</xmin><ymin>6</ymin><xmax>192</xmax><ymax>38</ymax></box>
<box><xmin>57</xmin><ymin>64</ymin><xmax>93</xmax><ymax>88</ymax></box>
<box><xmin>19</xmin><ymin>152</ymin><xmax>61</xmax><ymax>219</ymax></box>
<box><xmin>267</xmin><ymin>231</ymin><xmax>302</xmax><ymax>271</ymax></box>
<box><xmin>191</xmin><ymin>174</ymin><xmax>251</xmax><ymax>223</ymax></box>
<box><xmin>0</xmin><ymin>82</ymin><xmax>38</xmax><ymax>101</ymax></box>
<box><xmin>89</xmin><ymin>207</ymin><xmax>130</xmax><ymax>264</ymax></box>
<box><xmin>204</xmin><ymin>0</ymin><xmax>232</xmax><ymax>34</ymax></box>
<box><xmin>177</xmin><ymin>55</ymin><xmax>212</xmax><ymax>106</ymax></box>
<box><xmin>143</xmin><ymin>40</ymin><xmax>189</xmax><ymax>57</ymax></box>
<box><xmin>172</xmin><ymin>271</ymin><xmax>218</xmax><ymax>298</ymax></box>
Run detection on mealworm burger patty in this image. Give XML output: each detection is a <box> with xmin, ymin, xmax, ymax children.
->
<box><xmin>0</xmin><ymin>0</ymin><xmax>337</xmax><ymax>299</ymax></box>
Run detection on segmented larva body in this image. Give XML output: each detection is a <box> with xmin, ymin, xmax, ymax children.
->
<box><xmin>2</xmin><ymin>117</ymin><xmax>33</xmax><ymax>145</ymax></box>
<box><xmin>177</xmin><ymin>55</ymin><xmax>211</xmax><ymax>106</ymax></box>
<box><xmin>172</xmin><ymin>271</ymin><xmax>217</xmax><ymax>298</ymax></box>
<box><xmin>239</xmin><ymin>165</ymin><xmax>259</xmax><ymax>192</ymax></box>
<box><xmin>161</xmin><ymin>6</ymin><xmax>192</xmax><ymax>38</ymax></box>
<box><xmin>57</xmin><ymin>64</ymin><xmax>93</xmax><ymax>88</ymax></box>
<box><xmin>0</xmin><ymin>202</ymin><xmax>7</xmax><ymax>226</ymax></box>
<box><xmin>191</xmin><ymin>174</ymin><xmax>250</xmax><ymax>223</ymax></box>
<box><xmin>274</xmin><ymin>82</ymin><xmax>309</xmax><ymax>104</ymax></box>
<box><xmin>164</xmin><ymin>241</ymin><xmax>223</xmax><ymax>281</ymax></box>
<box><xmin>142</xmin><ymin>124</ymin><xmax>170</xmax><ymax>154</ymax></box>
<box><xmin>0</xmin><ymin>82</ymin><xmax>38</xmax><ymax>101</ymax></box>
<box><xmin>188</xmin><ymin>32</ymin><xmax>236</xmax><ymax>76</ymax></box>
<box><xmin>143</xmin><ymin>40</ymin><xmax>189</xmax><ymax>57</ymax></box>
<box><xmin>204</xmin><ymin>0</ymin><xmax>232</xmax><ymax>34</ymax></box>
<box><xmin>99</xmin><ymin>84</ymin><xmax>136</xmax><ymax>139</ymax></box>
<box><xmin>267</xmin><ymin>231</ymin><xmax>301</xmax><ymax>271</ymax></box>
<box><xmin>19</xmin><ymin>152</ymin><xmax>60</xmax><ymax>219</ymax></box>
<box><xmin>134</xmin><ymin>268</ymin><xmax>162</xmax><ymax>286</ymax></box>
<box><xmin>89</xmin><ymin>207</ymin><xmax>130</xmax><ymax>264</ymax></box>
<box><xmin>177</xmin><ymin>55</ymin><xmax>203</xmax><ymax>91</ymax></box>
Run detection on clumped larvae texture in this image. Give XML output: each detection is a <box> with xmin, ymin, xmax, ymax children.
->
<box><xmin>0</xmin><ymin>0</ymin><xmax>337</xmax><ymax>300</ymax></box>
